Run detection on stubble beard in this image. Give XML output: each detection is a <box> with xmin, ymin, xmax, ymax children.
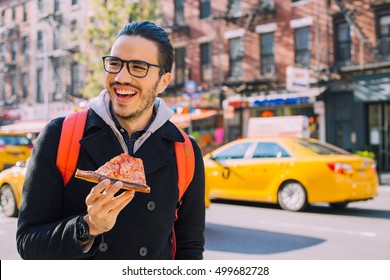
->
<box><xmin>114</xmin><ymin>80</ymin><xmax>159</xmax><ymax>122</ymax></box>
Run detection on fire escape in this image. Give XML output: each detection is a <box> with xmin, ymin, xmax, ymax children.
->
<box><xmin>214</xmin><ymin>0</ymin><xmax>277</xmax><ymax>94</ymax></box>
<box><xmin>334</xmin><ymin>0</ymin><xmax>377</xmax><ymax>66</ymax></box>
<box><xmin>0</xmin><ymin>22</ymin><xmax>19</xmax><ymax>108</ymax></box>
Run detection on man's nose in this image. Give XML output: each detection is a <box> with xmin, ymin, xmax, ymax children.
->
<box><xmin>115</xmin><ymin>65</ymin><xmax>133</xmax><ymax>83</ymax></box>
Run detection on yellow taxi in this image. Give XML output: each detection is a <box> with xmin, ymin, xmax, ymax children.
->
<box><xmin>0</xmin><ymin>131</ymin><xmax>33</xmax><ymax>171</ymax></box>
<box><xmin>0</xmin><ymin>160</ymin><xmax>27</xmax><ymax>217</ymax></box>
<box><xmin>204</xmin><ymin>137</ymin><xmax>379</xmax><ymax>211</ymax></box>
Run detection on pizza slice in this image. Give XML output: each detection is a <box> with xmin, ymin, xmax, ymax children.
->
<box><xmin>75</xmin><ymin>153</ymin><xmax>150</xmax><ymax>193</ymax></box>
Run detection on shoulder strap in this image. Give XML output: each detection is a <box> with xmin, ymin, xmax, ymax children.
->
<box><xmin>56</xmin><ymin>109</ymin><xmax>89</xmax><ymax>186</ymax></box>
<box><xmin>174</xmin><ymin>128</ymin><xmax>195</xmax><ymax>203</ymax></box>
<box><xmin>172</xmin><ymin>128</ymin><xmax>195</xmax><ymax>259</ymax></box>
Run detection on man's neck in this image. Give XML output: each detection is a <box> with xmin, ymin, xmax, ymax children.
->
<box><xmin>117</xmin><ymin>108</ymin><xmax>153</xmax><ymax>136</ymax></box>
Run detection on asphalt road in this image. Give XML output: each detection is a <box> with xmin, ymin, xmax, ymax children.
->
<box><xmin>204</xmin><ymin>186</ymin><xmax>390</xmax><ymax>260</ymax></box>
<box><xmin>1</xmin><ymin>187</ymin><xmax>389</xmax><ymax>260</ymax></box>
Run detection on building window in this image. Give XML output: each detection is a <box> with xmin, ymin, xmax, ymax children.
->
<box><xmin>174</xmin><ymin>0</ymin><xmax>185</xmax><ymax>26</ymax></box>
<box><xmin>175</xmin><ymin>47</ymin><xmax>186</xmax><ymax>85</ymax></box>
<box><xmin>23</xmin><ymin>3</ymin><xmax>28</xmax><ymax>22</ymax></box>
<box><xmin>229</xmin><ymin>37</ymin><xmax>243</xmax><ymax>78</ymax></box>
<box><xmin>200</xmin><ymin>42</ymin><xmax>212</xmax><ymax>81</ymax></box>
<box><xmin>53</xmin><ymin>26</ymin><xmax>60</xmax><ymax>50</ymax></box>
<box><xmin>22</xmin><ymin>36</ymin><xmax>29</xmax><ymax>59</ymax></box>
<box><xmin>11</xmin><ymin>6</ymin><xmax>16</xmax><ymax>21</ymax></box>
<box><xmin>199</xmin><ymin>0</ymin><xmax>211</xmax><ymax>19</ymax></box>
<box><xmin>37</xmin><ymin>31</ymin><xmax>43</xmax><ymax>52</ymax></box>
<box><xmin>228</xmin><ymin>0</ymin><xmax>241</xmax><ymax>17</ymax></box>
<box><xmin>11</xmin><ymin>74</ymin><xmax>17</xmax><ymax>98</ymax></box>
<box><xmin>335</xmin><ymin>21</ymin><xmax>351</xmax><ymax>63</ymax></box>
<box><xmin>22</xmin><ymin>73</ymin><xmax>28</xmax><ymax>99</ymax></box>
<box><xmin>72</xmin><ymin>0</ymin><xmax>78</xmax><ymax>5</ymax></box>
<box><xmin>37</xmin><ymin>0</ymin><xmax>44</xmax><ymax>13</ymax></box>
<box><xmin>11</xmin><ymin>40</ymin><xmax>18</xmax><ymax>61</ymax></box>
<box><xmin>1</xmin><ymin>10</ymin><xmax>5</xmax><ymax>27</ymax></box>
<box><xmin>37</xmin><ymin>69</ymin><xmax>44</xmax><ymax>103</ymax></box>
<box><xmin>260</xmin><ymin>32</ymin><xmax>275</xmax><ymax>76</ymax></box>
<box><xmin>71</xmin><ymin>62</ymin><xmax>79</xmax><ymax>96</ymax></box>
<box><xmin>54</xmin><ymin>0</ymin><xmax>60</xmax><ymax>12</ymax></box>
<box><xmin>378</xmin><ymin>15</ymin><xmax>390</xmax><ymax>58</ymax></box>
<box><xmin>294</xmin><ymin>26</ymin><xmax>311</xmax><ymax>67</ymax></box>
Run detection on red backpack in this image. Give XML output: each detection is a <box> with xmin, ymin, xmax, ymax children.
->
<box><xmin>55</xmin><ymin>109</ymin><xmax>195</xmax><ymax>258</ymax></box>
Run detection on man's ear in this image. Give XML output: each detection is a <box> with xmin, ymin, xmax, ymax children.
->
<box><xmin>157</xmin><ymin>72</ymin><xmax>172</xmax><ymax>94</ymax></box>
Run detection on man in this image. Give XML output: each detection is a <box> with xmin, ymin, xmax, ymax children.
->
<box><xmin>16</xmin><ymin>21</ymin><xmax>205</xmax><ymax>260</ymax></box>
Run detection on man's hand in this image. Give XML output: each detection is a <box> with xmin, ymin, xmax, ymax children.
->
<box><xmin>83</xmin><ymin>179</ymin><xmax>135</xmax><ymax>236</ymax></box>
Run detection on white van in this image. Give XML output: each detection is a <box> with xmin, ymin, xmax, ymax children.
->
<box><xmin>246</xmin><ymin>115</ymin><xmax>310</xmax><ymax>138</ymax></box>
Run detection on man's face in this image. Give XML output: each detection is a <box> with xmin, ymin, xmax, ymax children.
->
<box><xmin>106</xmin><ymin>35</ymin><xmax>171</xmax><ymax>122</ymax></box>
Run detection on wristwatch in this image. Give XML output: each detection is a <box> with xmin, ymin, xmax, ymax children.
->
<box><xmin>76</xmin><ymin>216</ymin><xmax>95</xmax><ymax>242</ymax></box>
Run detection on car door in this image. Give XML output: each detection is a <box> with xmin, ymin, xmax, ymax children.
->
<box><xmin>244</xmin><ymin>141</ymin><xmax>292</xmax><ymax>200</ymax></box>
<box><xmin>207</xmin><ymin>141</ymin><xmax>255</xmax><ymax>199</ymax></box>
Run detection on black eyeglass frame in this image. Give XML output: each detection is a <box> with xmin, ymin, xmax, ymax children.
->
<box><xmin>102</xmin><ymin>56</ymin><xmax>165</xmax><ymax>78</ymax></box>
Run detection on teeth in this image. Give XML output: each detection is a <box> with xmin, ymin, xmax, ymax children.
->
<box><xmin>116</xmin><ymin>89</ymin><xmax>136</xmax><ymax>95</ymax></box>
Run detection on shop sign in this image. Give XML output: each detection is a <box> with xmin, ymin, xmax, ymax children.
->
<box><xmin>286</xmin><ymin>66</ymin><xmax>310</xmax><ymax>91</ymax></box>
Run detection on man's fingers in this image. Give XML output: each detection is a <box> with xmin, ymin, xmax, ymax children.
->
<box><xmin>109</xmin><ymin>190</ymin><xmax>135</xmax><ymax>217</ymax></box>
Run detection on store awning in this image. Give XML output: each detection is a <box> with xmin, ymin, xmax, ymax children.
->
<box><xmin>170</xmin><ymin>110</ymin><xmax>218</xmax><ymax>128</ymax></box>
<box><xmin>223</xmin><ymin>87</ymin><xmax>326</xmax><ymax>108</ymax></box>
<box><xmin>0</xmin><ymin>119</ymin><xmax>50</xmax><ymax>134</ymax></box>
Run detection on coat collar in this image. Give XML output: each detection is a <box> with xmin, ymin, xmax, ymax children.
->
<box><xmin>79</xmin><ymin>110</ymin><xmax>185</xmax><ymax>175</ymax></box>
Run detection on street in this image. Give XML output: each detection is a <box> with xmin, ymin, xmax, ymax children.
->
<box><xmin>1</xmin><ymin>187</ymin><xmax>389</xmax><ymax>260</ymax></box>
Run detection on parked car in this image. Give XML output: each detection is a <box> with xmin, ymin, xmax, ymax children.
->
<box><xmin>0</xmin><ymin>131</ymin><xmax>33</xmax><ymax>171</ymax></box>
<box><xmin>203</xmin><ymin>137</ymin><xmax>379</xmax><ymax>211</ymax></box>
<box><xmin>0</xmin><ymin>160</ymin><xmax>27</xmax><ymax>217</ymax></box>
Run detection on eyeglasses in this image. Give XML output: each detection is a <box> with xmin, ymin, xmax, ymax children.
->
<box><xmin>102</xmin><ymin>56</ymin><xmax>165</xmax><ymax>78</ymax></box>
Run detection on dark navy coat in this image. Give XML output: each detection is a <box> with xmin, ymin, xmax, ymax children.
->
<box><xmin>16</xmin><ymin>110</ymin><xmax>205</xmax><ymax>259</ymax></box>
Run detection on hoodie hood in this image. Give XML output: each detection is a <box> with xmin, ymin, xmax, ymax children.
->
<box><xmin>88</xmin><ymin>89</ymin><xmax>174</xmax><ymax>154</ymax></box>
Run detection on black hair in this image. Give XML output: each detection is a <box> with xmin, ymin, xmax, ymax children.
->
<box><xmin>117</xmin><ymin>21</ymin><xmax>173</xmax><ymax>75</ymax></box>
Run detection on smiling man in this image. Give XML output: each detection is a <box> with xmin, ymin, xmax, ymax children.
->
<box><xmin>17</xmin><ymin>21</ymin><xmax>205</xmax><ymax>260</ymax></box>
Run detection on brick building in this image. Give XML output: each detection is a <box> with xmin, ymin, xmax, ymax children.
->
<box><xmin>161</xmin><ymin>0</ymin><xmax>390</xmax><ymax>169</ymax></box>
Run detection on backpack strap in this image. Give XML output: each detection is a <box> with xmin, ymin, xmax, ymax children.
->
<box><xmin>56</xmin><ymin>109</ymin><xmax>89</xmax><ymax>186</ymax></box>
<box><xmin>174</xmin><ymin>128</ymin><xmax>195</xmax><ymax>204</ymax></box>
<box><xmin>172</xmin><ymin>128</ymin><xmax>195</xmax><ymax>259</ymax></box>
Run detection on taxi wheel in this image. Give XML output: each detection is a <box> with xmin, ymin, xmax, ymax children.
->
<box><xmin>278</xmin><ymin>181</ymin><xmax>308</xmax><ymax>212</ymax></box>
<box><xmin>0</xmin><ymin>184</ymin><xmax>19</xmax><ymax>217</ymax></box>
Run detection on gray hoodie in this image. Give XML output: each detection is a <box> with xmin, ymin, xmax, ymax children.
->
<box><xmin>88</xmin><ymin>89</ymin><xmax>174</xmax><ymax>154</ymax></box>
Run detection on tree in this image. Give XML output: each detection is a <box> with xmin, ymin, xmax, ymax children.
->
<box><xmin>75</xmin><ymin>0</ymin><xmax>161</xmax><ymax>98</ymax></box>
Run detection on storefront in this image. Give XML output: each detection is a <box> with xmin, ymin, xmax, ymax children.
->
<box><xmin>222</xmin><ymin>87</ymin><xmax>326</xmax><ymax>142</ymax></box>
<box><xmin>354</xmin><ymin>72</ymin><xmax>390</xmax><ymax>170</ymax></box>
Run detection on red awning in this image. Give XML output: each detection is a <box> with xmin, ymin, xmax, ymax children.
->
<box><xmin>170</xmin><ymin>110</ymin><xmax>218</xmax><ymax>128</ymax></box>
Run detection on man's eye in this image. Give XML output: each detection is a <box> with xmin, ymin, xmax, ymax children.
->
<box><xmin>132</xmin><ymin>64</ymin><xmax>147</xmax><ymax>71</ymax></box>
<box><xmin>109</xmin><ymin>61</ymin><xmax>121</xmax><ymax>67</ymax></box>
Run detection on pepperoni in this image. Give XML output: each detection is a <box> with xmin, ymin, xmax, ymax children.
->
<box><xmin>96</xmin><ymin>153</ymin><xmax>146</xmax><ymax>184</ymax></box>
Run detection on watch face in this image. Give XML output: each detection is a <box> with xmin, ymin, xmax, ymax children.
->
<box><xmin>76</xmin><ymin>217</ymin><xmax>90</xmax><ymax>241</ymax></box>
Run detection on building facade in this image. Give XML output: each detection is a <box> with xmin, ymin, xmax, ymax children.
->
<box><xmin>161</xmin><ymin>0</ymin><xmax>390</xmax><ymax>169</ymax></box>
<box><xmin>1</xmin><ymin>0</ymin><xmax>390</xmax><ymax>168</ymax></box>
<box><xmin>0</xmin><ymin>0</ymin><xmax>90</xmax><ymax>121</ymax></box>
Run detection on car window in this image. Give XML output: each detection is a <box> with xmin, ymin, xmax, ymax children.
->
<box><xmin>0</xmin><ymin>135</ymin><xmax>32</xmax><ymax>146</ymax></box>
<box><xmin>213</xmin><ymin>142</ymin><xmax>252</xmax><ymax>160</ymax></box>
<box><xmin>253</xmin><ymin>142</ymin><xmax>290</xmax><ymax>158</ymax></box>
<box><xmin>299</xmin><ymin>140</ymin><xmax>350</xmax><ymax>155</ymax></box>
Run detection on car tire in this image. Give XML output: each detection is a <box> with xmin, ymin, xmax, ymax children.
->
<box><xmin>278</xmin><ymin>181</ymin><xmax>308</xmax><ymax>212</ymax></box>
<box><xmin>329</xmin><ymin>202</ymin><xmax>349</xmax><ymax>209</ymax></box>
<box><xmin>0</xmin><ymin>184</ymin><xmax>19</xmax><ymax>217</ymax></box>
